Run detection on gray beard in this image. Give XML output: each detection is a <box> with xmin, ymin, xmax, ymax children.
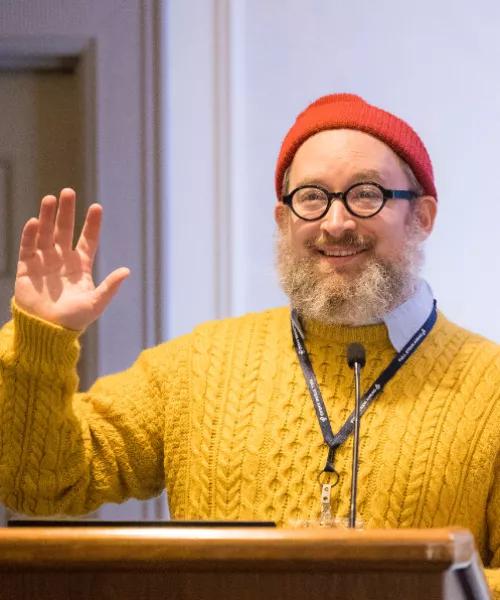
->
<box><xmin>275</xmin><ymin>220</ymin><xmax>425</xmax><ymax>327</ymax></box>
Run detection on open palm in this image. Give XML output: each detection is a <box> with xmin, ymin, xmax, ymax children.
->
<box><xmin>15</xmin><ymin>188</ymin><xmax>129</xmax><ymax>331</ymax></box>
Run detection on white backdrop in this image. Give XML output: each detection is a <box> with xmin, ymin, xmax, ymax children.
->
<box><xmin>164</xmin><ymin>0</ymin><xmax>500</xmax><ymax>344</ymax></box>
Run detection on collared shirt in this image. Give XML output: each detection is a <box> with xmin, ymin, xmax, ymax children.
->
<box><xmin>384</xmin><ymin>279</ymin><xmax>435</xmax><ymax>352</ymax></box>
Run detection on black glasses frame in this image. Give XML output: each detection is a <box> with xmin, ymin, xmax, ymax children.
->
<box><xmin>282</xmin><ymin>181</ymin><xmax>418</xmax><ymax>220</ymax></box>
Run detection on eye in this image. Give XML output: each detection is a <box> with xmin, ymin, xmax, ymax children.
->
<box><xmin>295</xmin><ymin>187</ymin><xmax>327</xmax><ymax>204</ymax></box>
<box><xmin>348</xmin><ymin>184</ymin><xmax>383</xmax><ymax>205</ymax></box>
<box><xmin>345</xmin><ymin>184</ymin><xmax>384</xmax><ymax>216</ymax></box>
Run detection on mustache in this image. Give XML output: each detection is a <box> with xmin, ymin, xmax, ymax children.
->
<box><xmin>305</xmin><ymin>231</ymin><xmax>374</xmax><ymax>250</ymax></box>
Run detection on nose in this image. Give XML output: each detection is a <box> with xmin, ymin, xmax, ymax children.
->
<box><xmin>320</xmin><ymin>199</ymin><xmax>357</xmax><ymax>237</ymax></box>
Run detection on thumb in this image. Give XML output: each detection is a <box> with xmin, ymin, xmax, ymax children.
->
<box><xmin>93</xmin><ymin>267</ymin><xmax>130</xmax><ymax>315</ymax></box>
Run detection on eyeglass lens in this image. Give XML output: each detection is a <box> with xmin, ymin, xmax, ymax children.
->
<box><xmin>292</xmin><ymin>184</ymin><xmax>384</xmax><ymax>218</ymax></box>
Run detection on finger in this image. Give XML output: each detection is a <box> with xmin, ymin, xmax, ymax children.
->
<box><xmin>75</xmin><ymin>203</ymin><xmax>103</xmax><ymax>264</ymax></box>
<box><xmin>19</xmin><ymin>218</ymin><xmax>39</xmax><ymax>261</ymax></box>
<box><xmin>54</xmin><ymin>188</ymin><xmax>76</xmax><ymax>250</ymax></box>
<box><xmin>92</xmin><ymin>267</ymin><xmax>130</xmax><ymax>314</ymax></box>
<box><xmin>36</xmin><ymin>195</ymin><xmax>57</xmax><ymax>249</ymax></box>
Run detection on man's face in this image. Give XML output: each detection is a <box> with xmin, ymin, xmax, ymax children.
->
<box><xmin>275</xmin><ymin>129</ymin><xmax>437</xmax><ymax>325</ymax></box>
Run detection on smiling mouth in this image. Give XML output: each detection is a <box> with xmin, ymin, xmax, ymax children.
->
<box><xmin>317</xmin><ymin>247</ymin><xmax>368</xmax><ymax>257</ymax></box>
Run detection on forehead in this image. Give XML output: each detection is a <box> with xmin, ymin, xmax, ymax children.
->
<box><xmin>288</xmin><ymin>129</ymin><xmax>409</xmax><ymax>187</ymax></box>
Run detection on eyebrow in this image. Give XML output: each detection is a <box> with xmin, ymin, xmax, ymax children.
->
<box><xmin>293</xmin><ymin>169</ymin><xmax>389</xmax><ymax>190</ymax></box>
<box><xmin>347</xmin><ymin>170</ymin><xmax>388</xmax><ymax>186</ymax></box>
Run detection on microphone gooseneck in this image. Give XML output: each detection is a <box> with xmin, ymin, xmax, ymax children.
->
<box><xmin>347</xmin><ymin>342</ymin><xmax>366</xmax><ymax>529</ymax></box>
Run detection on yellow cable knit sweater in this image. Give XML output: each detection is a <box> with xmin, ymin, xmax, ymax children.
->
<box><xmin>0</xmin><ymin>303</ymin><xmax>499</xmax><ymax>595</ymax></box>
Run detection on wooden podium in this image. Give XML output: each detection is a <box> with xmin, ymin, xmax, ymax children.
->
<box><xmin>0</xmin><ymin>526</ymin><xmax>491</xmax><ymax>599</ymax></box>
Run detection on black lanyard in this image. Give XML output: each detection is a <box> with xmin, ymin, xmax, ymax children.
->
<box><xmin>291</xmin><ymin>301</ymin><xmax>437</xmax><ymax>476</ymax></box>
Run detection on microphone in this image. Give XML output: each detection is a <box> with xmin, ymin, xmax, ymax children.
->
<box><xmin>347</xmin><ymin>342</ymin><xmax>366</xmax><ymax>528</ymax></box>
<box><xmin>347</xmin><ymin>343</ymin><xmax>366</xmax><ymax>369</ymax></box>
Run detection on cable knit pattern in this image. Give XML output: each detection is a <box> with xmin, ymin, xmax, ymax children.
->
<box><xmin>0</xmin><ymin>303</ymin><xmax>499</xmax><ymax>596</ymax></box>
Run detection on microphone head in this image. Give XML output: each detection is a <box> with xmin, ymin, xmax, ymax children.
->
<box><xmin>347</xmin><ymin>343</ymin><xmax>366</xmax><ymax>368</ymax></box>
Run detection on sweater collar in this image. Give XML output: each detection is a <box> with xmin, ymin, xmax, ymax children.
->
<box><xmin>296</xmin><ymin>279</ymin><xmax>435</xmax><ymax>352</ymax></box>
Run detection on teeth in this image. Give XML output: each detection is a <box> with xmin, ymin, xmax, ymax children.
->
<box><xmin>320</xmin><ymin>248</ymin><xmax>364</xmax><ymax>257</ymax></box>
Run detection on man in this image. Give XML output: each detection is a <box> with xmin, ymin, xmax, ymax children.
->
<box><xmin>0</xmin><ymin>94</ymin><xmax>498</xmax><ymax>594</ymax></box>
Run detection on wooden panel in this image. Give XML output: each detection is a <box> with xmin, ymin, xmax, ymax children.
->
<box><xmin>0</xmin><ymin>162</ymin><xmax>10</xmax><ymax>276</ymax></box>
<box><xmin>0</xmin><ymin>570</ymin><xmax>451</xmax><ymax>600</ymax></box>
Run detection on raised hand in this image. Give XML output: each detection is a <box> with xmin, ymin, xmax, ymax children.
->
<box><xmin>14</xmin><ymin>188</ymin><xmax>130</xmax><ymax>331</ymax></box>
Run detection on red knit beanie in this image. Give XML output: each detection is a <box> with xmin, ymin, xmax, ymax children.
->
<box><xmin>275</xmin><ymin>94</ymin><xmax>436</xmax><ymax>200</ymax></box>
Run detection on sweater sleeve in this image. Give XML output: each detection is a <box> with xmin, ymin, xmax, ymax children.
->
<box><xmin>0</xmin><ymin>302</ymin><xmax>189</xmax><ymax>516</ymax></box>
<box><xmin>484</xmin><ymin>451</ymin><xmax>500</xmax><ymax>599</ymax></box>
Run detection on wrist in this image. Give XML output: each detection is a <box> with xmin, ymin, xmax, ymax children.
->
<box><xmin>11</xmin><ymin>299</ymin><xmax>82</xmax><ymax>375</ymax></box>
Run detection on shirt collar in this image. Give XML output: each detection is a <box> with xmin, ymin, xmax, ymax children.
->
<box><xmin>383</xmin><ymin>279</ymin><xmax>435</xmax><ymax>352</ymax></box>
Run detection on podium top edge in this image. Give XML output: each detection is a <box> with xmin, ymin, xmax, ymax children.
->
<box><xmin>0</xmin><ymin>526</ymin><xmax>475</xmax><ymax>568</ymax></box>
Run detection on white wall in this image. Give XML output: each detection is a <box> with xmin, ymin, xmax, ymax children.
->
<box><xmin>165</xmin><ymin>0</ymin><xmax>500</xmax><ymax>343</ymax></box>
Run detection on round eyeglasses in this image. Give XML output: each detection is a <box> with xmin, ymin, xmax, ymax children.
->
<box><xmin>282</xmin><ymin>181</ymin><xmax>418</xmax><ymax>220</ymax></box>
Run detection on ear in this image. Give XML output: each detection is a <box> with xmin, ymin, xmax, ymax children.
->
<box><xmin>411</xmin><ymin>195</ymin><xmax>437</xmax><ymax>238</ymax></box>
<box><xmin>274</xmin><ymin>202</ymin><xmax>288</xmax><ymax>229</ymax></box>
